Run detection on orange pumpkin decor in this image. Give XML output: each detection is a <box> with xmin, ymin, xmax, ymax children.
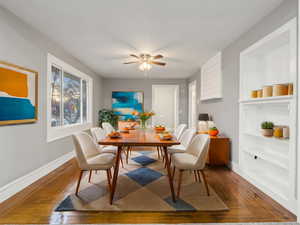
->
<box><xmin>108</xmin><ymin>131</ymin><xmax>121</xmax><ymax>138</ymax></box>
<box><xmin>209</xmin><ymin>127</ymin><xmax>219</xmax><ymax>136</ymax></box>
<box><xmin>154</xmin><ymin>125</ymin><xmax>166</xmax><ymax>133</ymax></box>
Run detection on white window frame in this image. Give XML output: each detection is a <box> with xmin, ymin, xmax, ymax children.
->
<box><xmin>47</xmin><ymin>53</ymin><xmax>93</xmax><ymax>142</ymax></box>
<box><xmin>200</xmin><ymin>52</ymin><xmax>222</xmax><ymax>100</ymax></box>
<box><xmin>188</xmin><ymin>80</ymin><xmax>197</xmax><ymax>128</ymax></box>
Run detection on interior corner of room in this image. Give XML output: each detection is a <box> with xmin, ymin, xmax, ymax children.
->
<box><xmin>0</xmin><ymin>0</ymin><xmax>299</xmax><ymax>224</ymax></box>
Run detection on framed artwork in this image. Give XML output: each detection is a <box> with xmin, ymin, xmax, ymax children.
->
<box><xmin>0</xmin><ymin>61</ymin><xmax>38</xmax><ymax>125</ymax></box>
<box><xmin>112</xmin><ymin>91</ymin><xmax>143</xmax><ymax>120</ymax></box>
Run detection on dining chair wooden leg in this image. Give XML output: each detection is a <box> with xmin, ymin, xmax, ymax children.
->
<box><xmin>193</xmin><ymin>170</ymin><xmax>198</xmax><ymax>182</ymax></box>
<box><xmin>106</xmin><ymin>169</ymin><xmax>112</xmax><ymax>192</ymax></box>
<box><xmin>157</xmin><ymin>147</ymin><xmax>160</xmax><ymax>159</ymax></box>
<box><xmin>126</xmin><ymin>146</ymin><xmax>130</xmax><ymax>164</ymax></box>
<box><xmin>75</xmin><ymin>170</ymin><xmax>84</xmax><ymax>196</ymax></box>
<box><xmin>168</xmin><ymin>154</ymin><xmax>172</xmax><ymax>168</ymax></box>
<box><xmin>88</xmin><ymin>170</ymin><xmax>92</xmax><ymax>183</ymax></box>
<box><xmin>177</xmin><ymin>170</ymin><xmax>183</xmax><ymax>198</ymax></box>
<box><xmin>120</xmin><ymin>154</ymin><xmax>124</xmax><ymax>168</ymax></box>
<box><xmin>172</xmin><ymin>166</ymin><xmax>176</xmax><ymax>180</ymax></box>
<box><xmin>107</xmin><ymin>168</ymin><xmax>111</xmax><ymax>181</ymax></box>
<box><xmin>197</xmin><ymin>170</ymin><xmax>202</xmax><ymax>183</ymax></box>
<box><xmin>160</xmin><ymin>147</ymin><xmax>165</xmax><ymax>162</ymax></box>
<box><xmin>200</xmin><ymin>170</ymin><xmax>210</xmax><ymax>196</ymax></box>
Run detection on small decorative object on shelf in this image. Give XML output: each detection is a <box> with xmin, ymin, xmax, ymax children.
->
<box><xmin>288</xmin><ymin>83</ymin><xmax>293</xmax><ymax>95</ymax></box>
<box><xmin>283</xmin><ymin>126</ymin><xmax>290</xmax><ymax>139</ymax></box>
<box><xmin>251</xmin><ymin>90</ymin><xmax>258</xmax><ymax>98</ymax></box>
<box><xmin>209</xmin><ymin>127</ymin><xmax>219</xmax><ymax>137</ymax></box>
<box><xmin>257</xmin><ymin>89</ymin><xmax>263</xmax><ymax>98</ymax></box>
<box><xmin>132</xmin><ymin>110</ymin><xmax>155</xmax><ymax>129</ymax></box>
<box><xmin>250</xmin><ymin>83</ymin><xmax>293</xmax><ymax>100</ymax></box>
<box><xmin>273</xmin><ymin>84</ymin><xmax>289</xmax><ymax>96</ymax></box>
<box><xmin>261</xmin><ymin>121</ymin><xmax>274</xmax><ymax>137</ymax></box>
<box><xmin>262</xmin><ymin>85</ymin><xmax>273</xmax><ymax>97</ymax></box>
<box><xmin>273</xmin><ymin>126</ymin><xmax>283</xmax><ymax>138</ymax></box>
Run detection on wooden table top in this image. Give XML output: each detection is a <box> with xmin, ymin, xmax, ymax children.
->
<box><xmin>99</xmin><ymin>129</ymin><xmax>181</xmax><ymax>147</ymax></box>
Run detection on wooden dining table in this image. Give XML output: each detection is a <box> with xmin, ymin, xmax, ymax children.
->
<box><xmin>99</xmin><ymin>128</ymin><xmax>180</xmax><ymax>204</ymax></box>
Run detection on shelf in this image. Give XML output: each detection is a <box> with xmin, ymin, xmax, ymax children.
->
<box><xmin>239</xmin><ymin>18</ymin><xmax>296</xmax><ymax>213</ymax></box>
<box><xmin>243</xmin><ymin>131</ymin><xmax>289</xmax><ymax>144</ymax></box>
<box><xmin>239</xmin><ymin>95</ymin><xmax>293</xmax><ymax>104</ymax></box>
<box><xmin>242</xmin><ymin>147</ymin><xmax>288</xmax><ymax>170</ymax></box>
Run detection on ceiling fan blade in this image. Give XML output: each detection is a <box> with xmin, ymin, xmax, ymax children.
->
<box><xmin>153</xmin><ymin>54</ymin><xmax>163</xmax><ymax>59</ymax></box>
<box><xmin>124</xmin><ymin>61</ymin><xmax>139</xmax><ymax>64</ymax></box>
<box><xmin>129</xmin><ymin>54</ymin><xmax>140</xmax><ymax>59</ymax></box>
<box><xmin>151</xmin><ymin>61</ymin><xmax>166</xmax><ymax>66</ymax></box>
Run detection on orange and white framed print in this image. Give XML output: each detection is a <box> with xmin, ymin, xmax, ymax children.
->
<box><xmin>0</xmin><ymin>61</ymin><xmax>38</xmax><ymax>125</ymax></box>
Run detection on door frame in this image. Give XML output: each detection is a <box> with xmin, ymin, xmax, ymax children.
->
<box><xmin>151</xmin><ymin>84</ymin><xmax>179</xmax><ymax>130</ymax></box>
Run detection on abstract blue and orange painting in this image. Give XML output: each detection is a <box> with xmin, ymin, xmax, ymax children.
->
<box><xmin>112</xmin><ymin>91</ymin><xmax>143</xmax><ymax>120</ymax></box>
<box><xmin>0</xmin><ymin>62</ymin><xmax>37</xmax><ymax>125</ymax></box>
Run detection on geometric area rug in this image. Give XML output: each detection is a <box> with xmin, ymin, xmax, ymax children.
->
<box><xmin>55</xmin><ymin>150</ymin><xmax>228</xmax><ymax>212</ymax></box>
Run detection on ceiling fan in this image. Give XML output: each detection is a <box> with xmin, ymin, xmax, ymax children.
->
<box><xmin>124</xmin><ymin>53</ymin><xmax>166</xmax><ymax>71</ymax></box>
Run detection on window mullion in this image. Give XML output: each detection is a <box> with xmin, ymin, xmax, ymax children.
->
<box><xmin>61</xmin><ymin>69</ymin><xmax>64</xmax><ymax>126</ymax></box>
<box><xmin>80</xmin><ymin>79</ymin><xmax>83</xmax><ymax>124</ymax></box>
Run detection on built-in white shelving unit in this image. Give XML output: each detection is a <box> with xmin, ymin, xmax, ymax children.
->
<box><xmin>239</xmin><ymin>18</ymin><xmax>297</xmax><ymax>213</ymax></box>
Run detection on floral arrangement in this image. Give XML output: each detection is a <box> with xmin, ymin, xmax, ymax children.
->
<box><xmin>132</xmin><ymin>110</ymin><xmax>155</xmax><ymax>128</ymax></box>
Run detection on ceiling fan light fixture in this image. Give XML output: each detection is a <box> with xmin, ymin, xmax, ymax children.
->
<box><xmin>139</xmin><ymin>62</ymin><xmax>152</xmax><ymax>71</ymax></box>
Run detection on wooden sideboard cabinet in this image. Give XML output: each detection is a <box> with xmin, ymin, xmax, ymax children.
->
<box><xmin>202</xmin><ymin>134</ymin><xmax>230</xmax><ymax>166</ymax></box>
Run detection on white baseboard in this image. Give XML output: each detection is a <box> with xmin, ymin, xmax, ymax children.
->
<box><xmin>0</xmin><ymin>151</ymin><xmax>74</xmax><ymax>203</ymax></box>
<box><xmin>228</xmin><ymin>161</ymin><xmax>240</xmax><ymax>174</ymax></box>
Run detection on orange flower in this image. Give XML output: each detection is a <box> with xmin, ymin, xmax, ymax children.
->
<box><xmin>132</xmin><ymin>111</ymin><xmax>139</xmax><ymax>116</ymax></box>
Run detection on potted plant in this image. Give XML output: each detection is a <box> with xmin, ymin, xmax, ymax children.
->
<box><xmin>98</xmin><ymin>109</ymin><xmax>118</xmax><ymax>128</ymax></box>
<box><xmin>261</xmin><ymin>121</ymin><xmax>274</xmax><ymax>137</ymax></box>
<box><xmin>209</xmin><ymin>127</ymin><xmax>219</xmax><ymax>136</ymax></box>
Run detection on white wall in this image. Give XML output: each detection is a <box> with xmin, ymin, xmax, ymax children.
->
<box><xmin>0</xmin><ymin>6</ymin><xmax>103</xmax><ymax>188</ymax></box>
<box><xmin>188</xmin><ymin>0</ymin><xmax>298</xmax><ymax>164</ymax></box>
<box><xmin>102</xmin><ymin>78</ymin><xmax>188</xmax><ymax>125</ymax></box>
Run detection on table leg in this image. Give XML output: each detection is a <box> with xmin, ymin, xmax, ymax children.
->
<box><xmin>110</xmin><ymin>146</ymin><xmax>122</xmax><ymax>204</ymax></box>
<box><xmin>163</xmin><ymin>146</ymin><xmax>176</xmax><ymax>202</ymax></box>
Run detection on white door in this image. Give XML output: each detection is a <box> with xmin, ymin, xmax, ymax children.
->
<box><xmin>188</xmin><ymin>80</ymin><xmax>197</xmax><ymax>128</ymax></box>
<box><xmin>152</xmin><ymin>85</ymin><xmax>179</xmax><ymax>130</ymax></box>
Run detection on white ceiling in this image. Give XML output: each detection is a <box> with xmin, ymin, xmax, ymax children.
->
<box><xmin>0</xmin><ymin>0</ymin><xmax>284</xmax><ymax>79</ymax></box>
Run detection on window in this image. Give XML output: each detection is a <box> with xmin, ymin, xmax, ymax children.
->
<box><xmin>200</xmin><ymin>52</ymin><xmax>222</xmax><ymax>100</ymax></box>
<box><xmin>47</xmin><ymin>54</ymin><xmax>93</xmax><ymax>142</ymax></box>
<box><xmin>188</xmin><ymin>80</ymin><xmax>197</xmax><ymax>128</ymax></box>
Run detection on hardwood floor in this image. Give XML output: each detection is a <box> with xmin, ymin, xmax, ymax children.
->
<box><xmin>0</xmin><ymin>151</ymin><xmax>296</xmax><ymax>224</ymax></box>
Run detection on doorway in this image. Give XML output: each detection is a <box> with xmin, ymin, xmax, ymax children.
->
<box><xmin>152</xmin><ymin>85</ymin><xmax>179</xmax><ymax>130</ymax></box>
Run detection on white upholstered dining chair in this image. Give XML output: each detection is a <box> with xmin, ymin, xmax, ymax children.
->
<box><xmin>102</xmin><ymin>122</ymin><xmax>115</xmax><ymax>135</ymax></box>
<box><xmin>168</xmin><ymin>128</ymin><xmax>196</xmax><ymax>154</ymax></box>
<box><xmin>173</xmin><ymin>124</ymin><xmax>187</xmax><ymax>140</ymax></box>
<box><xmin>90</xmin><ymin>127</ymin><xmax>124</xmax><ymax>167</ymax></box>
<box><xmin>171</xmin><ymin>134</ymin><xmax>210</xmax><ymax>197</ymax></box>
<box><xmin>72</xmin><ymin>132</ymin><xmax>116</xmax><ymax>196</ymax></box>
<box><xmin>162</xmin><ymin>128</ymin><xmax>195</xmax><ymax>167</ymax></box>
